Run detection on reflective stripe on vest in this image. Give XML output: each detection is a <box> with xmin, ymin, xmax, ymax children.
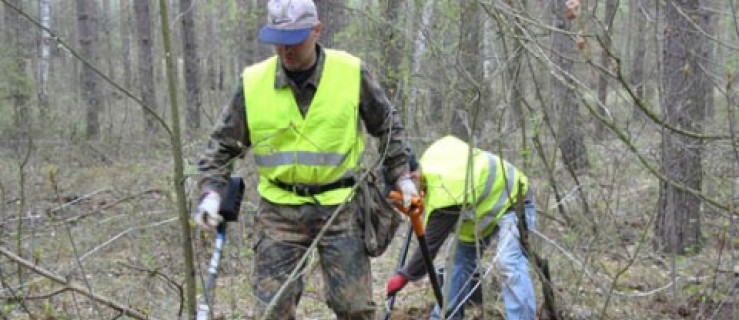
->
<box><xmin>254</xmin><ymin>151</ymin><xmax>348</xmax><ymax>167</ymax></box>
<box><xmin>243</xmin><ymin>50</ymin><xmax>363</xmax><ymax>205</ymax></box>
<box><xmin>471</xmin><ymin>155</ymin><xmax>519</xmax><ymax>238</ymax></box>
<box><xmin>455</xmin><ymin>152</ymin><xmax>527</xmax><ymax>242</ymax></box>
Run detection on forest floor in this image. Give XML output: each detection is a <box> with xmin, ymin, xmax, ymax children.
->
<box><xmin>0</xmin><ymin>135</ymin><xmax>736</xmax><ymax>320</ymax></box>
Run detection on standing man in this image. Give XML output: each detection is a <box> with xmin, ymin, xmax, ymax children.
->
<box><xmin>385</xmin><ymin>135</ymin><xmax>537</xmax><ymax>319</ymax></box>
<box><xmin>192</xmin><ymin>0</ymin><xmax>418</xmax><ymax>319</ymax></box>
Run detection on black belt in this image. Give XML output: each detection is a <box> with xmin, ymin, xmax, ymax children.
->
<box><xmin>271</xmin><ymin>177</ymin><xmax>356</xmax><ymax>197</ymax></box>
<box><xmin>439</xmin><ymin>205</ymin><xmax>463</xmax><ymax>212</ymax></box>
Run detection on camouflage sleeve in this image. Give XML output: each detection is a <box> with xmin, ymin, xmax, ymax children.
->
<box><xmin>358</xmin><ymin>62</ymin><xmax>411</xmax><ymax>184</ymax></box>
<box><xmin>196</xmin><ymin>80</ymin><xmax>250</xmax><ymax>196</ymax></box>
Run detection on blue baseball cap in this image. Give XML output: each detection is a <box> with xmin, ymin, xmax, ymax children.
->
<box><xmin>258</xmin><ymin>0</ymin><xmax>318</xmax><ymax>45</ymax></box>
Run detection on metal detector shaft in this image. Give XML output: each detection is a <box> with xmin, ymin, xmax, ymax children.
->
<box><xmin>382</xmin><ymin>225</ymin><xmax>414</xmax><ymax>320</ymax></box>
<box><xmin>196</xmin><ymin>223</ymin><xmax>227</xmax><ymax>320</ymax></box>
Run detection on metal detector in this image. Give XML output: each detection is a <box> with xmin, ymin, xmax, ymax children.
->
<box><xmin>196</xmin><ymin>223</ymin><xmax>227</xmax><ymax>320</ymax></box>
<box><xmin>196</xmin><ymin>176</ymin><xmax>244</xmax><ymax>320</ymax></box>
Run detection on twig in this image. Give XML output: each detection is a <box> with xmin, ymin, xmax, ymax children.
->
<box><xmin>0</xmin><ymin>287</ymin><xmax>69</xmax><ymax>301</ymax></box>
<box><xmin>79</xmin><ymin>217</ymin><xmax>178</xmax><ymax>262</ymax></box>
<box><xmin>531</xmin><ymin>229</ymin><xmax>676</xmax><ymax>298</ymax></box>
<box><xmin>0</xmin><ymin>246</ymin><xmax>156</xmax><ymax>320</ymax></box>
<box><xmin>118</xmin><ymin>261</ymin><xmax>184</xmax><ymax>315</ymax></box>
<box><xmin>62</xmin><ymin>189</ymin><xmax>167</xmax><ymax>224</ymax></box>
<box><xmin>0</xmin><ymin>265</ymin><xmax>36</xmax><ymax>319</ymax></box>
<box><xmin>47</xmin><ymin>188</ymin><xmax>111</xmax><ymax>214</ymax></box>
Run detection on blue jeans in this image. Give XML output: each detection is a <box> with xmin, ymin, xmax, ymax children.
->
<box><xmin>430</xmin><ymin>206</ymin><xmax>536</xmax><ymax>320</ymax></box>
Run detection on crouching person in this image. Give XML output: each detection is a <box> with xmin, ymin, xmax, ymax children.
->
<box><xmin>385</xmin><ymin>135</ymin><xmax>537</xmax><ymax>320</ymax></box>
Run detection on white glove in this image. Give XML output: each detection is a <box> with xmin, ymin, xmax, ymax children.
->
<box><xmin>395</xmin><ymin>176</ymin><xmax>419</xmax><ymax>209</ymax></box>
<box><xmin>193</xmin><ymin>191</ymin><xmax>223</xmax><ymax>231</ymax></box>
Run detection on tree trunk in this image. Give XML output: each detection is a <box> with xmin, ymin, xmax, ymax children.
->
<box><xmin>102</xmin><ymin>0</ymin><xmax>114</xmax><ymax>80</ymax></box>
<box><xmin>407</xmin><ymin>0</ymin><xmax>435</xmax><ymax>137</ymax></box>
<box><xmin>630</xmin><ymin>0</ymin><xmax>649</xmax><ymax>121</ymax></box>
<box><xmin>655</xmin><ymin>0</ymin><xmax>706</xmax><ymax>254</ymax></box>
<box><xmin>120</xmin><ymin>0</ymin><xmax>133</xmax><ymax>91</ymax></box>
<box><xmin>550</xmin><ymin>1</ymin><xmax>589</xmax><ymax>171</ymax></box>
<box><xmin>38</xmin><ymin>0</ymin><xmax>51</xmax><ymax>117</ymax></box>
<box><xmin>236</xmin><ymin>0</ymin><xmax>256</xmax><ymax>66</ymax></box>
<box><xmin>180</xmin><ymin>0</ymin><xmax>202</xmax><ymax>130</ymax></box>
<box><xmin>4</xmin><ymin>0</ymin><xmax>31</xmax><ymax>129</ymax></box>
<box><xmin>76</xmin><ymin>0</ymin><xmax>103</xmax><ymax>139</ymax></box>
<box><xmin>205</xmin><ymin>14</ymin><xmax>218</xmax><ymax>91</ymax></box>
<box><xmin>155</xmin><ymin>0</ymin><xmax>198</xmax><ymax>316</ymax></box>
<box><xmin>379</xmin><ymin>0</ymin><xmax>404</xmax><ymax>103</ymax></box>
<box><xmin>499</xmin><ymin>0</ymin><xmax>528</xmax><ymax>157</ymax></box>
<box><xmin>450</xmin><ymin>1</ymin><xmax>483</xmax><ymax>141</ymax></box>
<box><xmin>134</xmin><ymin>0</ymin><xmax>159</xmax><ymax>133</ymax></box>
<box><xmin>315</xmin><ymin>0</ymin><xmax>344</xmax><ymax>48</ymax></box>
<box><xmin>594</xmin><ymin>0</ymin><xmax>618</xmax><ymax>140</ymax></box>
<box><xmin>215</xmin><ymin>1</ymin><xmax>226</xmax><ymax>92</ymax></box>
<box><xmin>702</xmin><ymin>0</ymin><xmax>716</xmax><ymax>119</ymax></box>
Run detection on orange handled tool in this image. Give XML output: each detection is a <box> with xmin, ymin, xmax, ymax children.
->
<box><xmin>388</xmin><ymin>191</ymin><xmax>425</xmax><ymax>237</ymax></box>
<box><xmin>387</xmin><ymin>190</ymin><xmax>444</xmax><ymax>308</ymax></box>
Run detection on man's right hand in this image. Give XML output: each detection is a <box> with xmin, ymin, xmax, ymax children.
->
<box><xmin>193</xmin><ymin>191</ymin><xmax>223</xmax><ymax>231</ymax></box>
<box><xmin>395</xmin><ymin>176</ymin><xmax>419</xmax><ymax>210</ymax></box>
<box><xmin>386</xmin><ymin>273</ymin><xmax>409</xmax><ymax>296</ymax></box>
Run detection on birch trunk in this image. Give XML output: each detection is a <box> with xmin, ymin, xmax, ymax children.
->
<box><xmin>38</xmin><ymin>0</ymin><xmax>51</xmax><ymax>116</ymax></box>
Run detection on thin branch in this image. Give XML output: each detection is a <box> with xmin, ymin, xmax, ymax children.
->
<box><xmin>502</xmin><ymin>11</ymin><xmax>736</xmax><ymax>215</ymax></box>
<box><xmin>601</xmin><ymin>38</ymin><xmax>732</xmax><ymax>141</ymax></box>
<box><xmin>47</xmin><ymin>188</ymin><xmax>111</xmax><ymax>214</ymax></box>
<box><xmin>0</xmin><ymin>246</ymin><xmax>157</xmax><ymax>320</ymax></box>
<box><xmin>669</xmin><ymin>1</ymin><xmax>739</xmax><ymax>51</ymax></box>
<box><xmin>62</xmin><ymin>189</ymin><xmax>167</xmax><ymax>225</ymax></box>
<box><xmin>574</xmin><ymin>76</ymin><xmax>736</xmax><ymax>216</ymax></box>
<box><xmin>530</xmin><ymin>229</ymin><xmax>675</xmax><ymax>298</ymax></box>
<box><xmin>0</xmin><ymin>266</ymin><xmax>36</xmax><ymax>319</ymax></box>
<box><xmin>79</xmin><ymin>218</ymin><xmax>178</xmax><ymax>262</ymax></box>
<box><xmin>0</xmin><ymin>287</ymin><xmax>70</xmax><ymax>301</ymax></box>
<box><xmin>118</xmin><ymin>262</ymin><xmax>184</xmax><ymax>316</ymax></box>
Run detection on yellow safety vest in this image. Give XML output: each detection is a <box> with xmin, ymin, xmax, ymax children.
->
<box><xmin>420</xmin><ymin>135</ymin><xmax>528</xmax><ymax>242</ymax></box>
<box><xmin>243</xmin><ymin>50</ymin><xmax>363</xmax><ymax>205</ymax></box>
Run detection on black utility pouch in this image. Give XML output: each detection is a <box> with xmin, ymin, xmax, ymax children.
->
<box><xmin>219</xmin><ymin>176</ymin><xmax>245</xmax><ymax>222</ymax></box>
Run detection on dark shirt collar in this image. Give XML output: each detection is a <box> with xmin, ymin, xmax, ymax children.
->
<box><xmin>274</xmin><ymin>44</ymin><xmax>325</xmax><ymax>89</ymax></box>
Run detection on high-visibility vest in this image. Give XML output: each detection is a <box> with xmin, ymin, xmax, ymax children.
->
<box><xmin>243</xmin><ymin>50</ymin><xmax>363</xmax><ymax>205</ymax></box>
<box><xmin>420</xmin><ymin>135</ymin><xmax>528</xmax><ymax>242</ymax></box>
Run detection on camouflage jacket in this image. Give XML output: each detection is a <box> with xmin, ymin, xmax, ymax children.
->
<box><xmin>197</xmin><ymin>45</ymin><xmax>411</xmax><ymax>195</ymax></box>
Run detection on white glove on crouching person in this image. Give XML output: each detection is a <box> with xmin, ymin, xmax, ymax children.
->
<box><xmin>395</xmin><ymin>175</ymin><xmax>419</xmax><ymax>210</ymax></box>
<box><xmin>193</xmin><ymin>191</ymin><xmax>223</xmax><ymax>231</ymax></box>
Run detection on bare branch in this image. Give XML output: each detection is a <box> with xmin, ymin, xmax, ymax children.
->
<box><xmin>0</xmin><ymin>246</ymin><xmax>157</xmax><ymax>320</ymax></box>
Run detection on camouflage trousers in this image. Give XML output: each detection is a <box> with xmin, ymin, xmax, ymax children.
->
<box><xmin>252</xmin><ymin>199</ymin><xmax>376</xmax><ymax>320</ymax></box>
